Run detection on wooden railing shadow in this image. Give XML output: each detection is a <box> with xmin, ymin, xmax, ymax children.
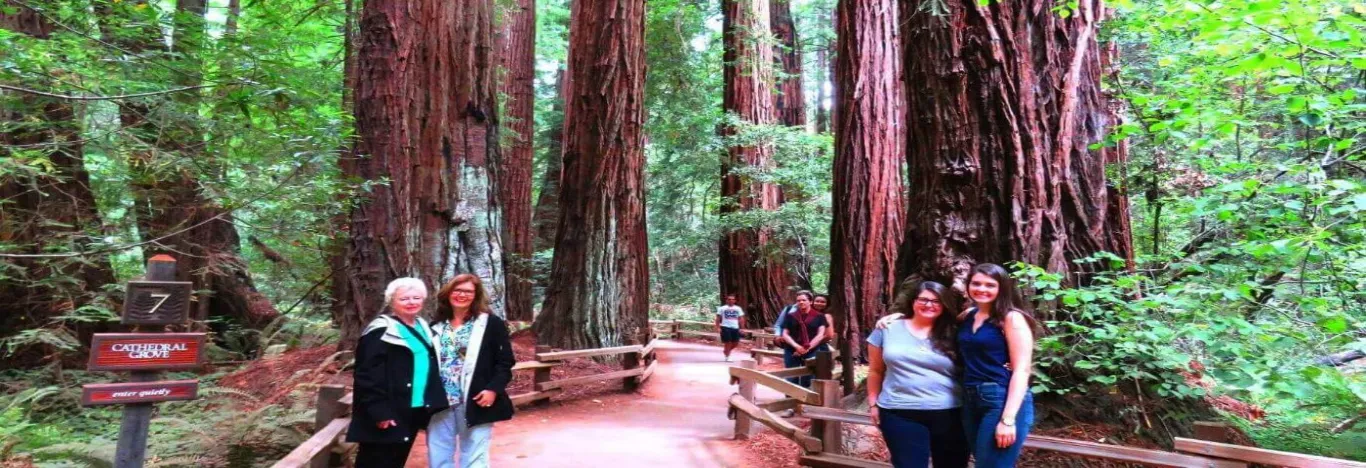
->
<box><xmin>726</xmin><ymin>358</ymin><xmax>1366</xmax><ymax>468</ymax></box>
<box><xmin>270</xmin><ymin>337</ymin><xmax>660</xmax><ymax>468</ymax></box>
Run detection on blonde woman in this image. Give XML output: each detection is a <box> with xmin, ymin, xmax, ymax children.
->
<box><xmin>426</xmin><ymin>274</ymin><xmax>516</xmax><ymax>468</ymax></box>
<box><xmin>348</xmin><ymin>278</ymin><xmax>449</xmax><ymax>467</ymax></box>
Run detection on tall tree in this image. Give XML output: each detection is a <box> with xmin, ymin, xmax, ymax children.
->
<box><xmin>770</xmin><ymin>0</ymin><xmax>804</xmax><ymax>128</ymax></box>
<box><xmin>531</xmin><ymin>69</ymin><xmax>567</xmax><ymax>253</ymax></box>
<box><xmin>812</xmin><ymin>8</ymin><xmax>831</xmax><ymax>134</ymax></box>
<box><xmin>534</xmin><ymin>0</ymin><xmax>649</xmax><ymax>349</ymax></box>
<box><xmin>719</xmin><ymin>0</ymin><xmax>794</xmax><ymax>328</ymax></box>
<box><xmin>338</xmin><ymin>0</ymin><xmax>505</xmax><ymax>347</ymax></box>
<box><xmin>828</xmin><ymin>0</ymin><xmax>904</xmax><ymax>366</ymax></box>
<box><xmin>0</xmin><ymin>7</ymin><xmax>116</xmax><ymax>352</ymax></box>
<box><xmin>496</xmin><ymin>0</ymin><xmax>537</xmax><ymax>322</ymax></box>
<box><xmin>898</xmin><ymin>0</ymin><xmax>1133</xmax><ymax>287</ymax></box>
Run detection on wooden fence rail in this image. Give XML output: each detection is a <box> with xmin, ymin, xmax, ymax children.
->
<box><xmin>272</xmin><ymin>338</ymin><xmax>659</xmax><ymax>468</ymax></box>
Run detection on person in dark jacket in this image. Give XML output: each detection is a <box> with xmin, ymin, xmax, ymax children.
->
<box><xmin>426</xmin><ymin>274</ymin><xmax>516</xmax><ymax>468</ymax></box>
<box><xmin>347</xmin><ymin>277</ymin><xmax>449</xmax><ymax>467</ymax></box>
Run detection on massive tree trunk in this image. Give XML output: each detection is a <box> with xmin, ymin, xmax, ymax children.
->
<box><xmin>496</xmin><ymin>0</ymin><xmax>537</xmax><ymax>322</ymax></box>
<box><xmin>719</xmin><ymin>0</ymin><xmax>794</xmax><ymax>329</ymax></box>
<box><xmin>339</xmin><ymin>0</ymin><xmax>505</xmax><ymax>348</ymax></box>
<box><xmin>898</xmin><ymin>0</ymin><xmax>1133</xmax><ymax>289</ymax></box>
<box><xmin>0</xmin><ymin>9</ymin><xmax>116</xmax><ymax>355</ymax></box>
<box><xmin>770</xmin><ymin>0</ymin><xmax>804</xmax><ymax>129</ymax></box>
<box><xmin>533</xmin><ymin>0</ymin><xmax>649</xmax><ymax>350</ymax></box>
<box><xmin>531</xmin><ymin>69</ymin><xmax>567</xmax><ymax>254</ymax></box>
<box><xmin>812</xmin><ymin>10</ymin><xmax>831</xmax><ymax>134</ymax></box>
<box><xmin>828</xmin><ymin>0</ymin><xmax>904</xmax><ymax>364</ymax></box>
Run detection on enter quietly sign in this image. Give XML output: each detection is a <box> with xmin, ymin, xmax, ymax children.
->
<box><xmin>88</xmin><ymin>333</ymin><xmax>206</xmax><ymax>372</ymax></box>
<box><xmin>82</xmin><ymin>380</ymin><xmax>200</xmax><ymax>406</ymax></box>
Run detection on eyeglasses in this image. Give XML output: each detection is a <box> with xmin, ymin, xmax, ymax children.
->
<box><xmin>914</xmin><ymin>298</ymin><xmax>942</xmax><ymax>307</ymax></box>
<box><xmin>451</xmin><ymin>289</ymin><xmax>477</xmax><ymax>297</ymax></box>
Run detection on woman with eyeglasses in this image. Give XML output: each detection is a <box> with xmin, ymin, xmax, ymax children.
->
<box><xmin>426</xmin><ymin>274</ymin><xmax>516</xmax><ymax>468</ymax></box>
<box><xmin>866</xmin><ymin>281</ymin><xmax>970</xmax><ymax>468</ymax></box>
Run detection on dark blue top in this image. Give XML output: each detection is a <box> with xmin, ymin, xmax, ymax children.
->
<box><xmin>957</xmin><ymin>311</ymin><xmax>1012</xmax><ymax>386</ymax></box>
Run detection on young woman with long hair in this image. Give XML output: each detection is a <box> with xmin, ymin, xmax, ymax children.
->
<box><xmin>957</xmin><ymin>263</ymin><xmax>1038</xmax><ymax>467</ymax></box>
<box><xmin>866</xmin><ymin>281</ymin><xmax>970</xmax><ymax>468</ymax></box>
<box><xmin>426</xmin><ymin>274</ymin><xmax>516</xmax><ymax>468</ymax></box>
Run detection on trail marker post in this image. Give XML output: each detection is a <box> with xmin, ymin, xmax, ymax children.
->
<box><xmin>82</xmin><ymin>255</ymin><xmax>204</xmax><ymax>468</ymax></box>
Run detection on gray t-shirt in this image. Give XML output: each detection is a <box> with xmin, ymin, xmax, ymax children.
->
<box><xmin>867</xmin><ymin>322</ymin><xmax>960</xmax><ymax>410</ymax></box>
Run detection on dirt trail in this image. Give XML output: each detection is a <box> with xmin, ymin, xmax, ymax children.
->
<box><xmin>406</xmin><ymin>340</ymin><xmax>781</xmax><ymax>467</ymax></box>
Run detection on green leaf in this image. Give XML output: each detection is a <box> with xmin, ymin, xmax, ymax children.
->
<box><xmin>1319</xmin><ymin>316</ymin><xmax>1348</xmax><ymax>334</ymax></box>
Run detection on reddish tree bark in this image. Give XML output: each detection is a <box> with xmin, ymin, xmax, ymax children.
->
<box><xmin>534</xmin><ymin>0</ymin><xmax>649</xmax><ymax>350</ymax></box>
<box><xmin>531</xmin><ymin>69</ymin><xmax>567</xmax><ymax>254</ymax></box>
<box><xmin>898</xmin><ymin>0</ymin><xmax>1134</xmax><ymax>290</ymax></box>
<box><xmin>719</xmin><ymin>0</ymin><xmax>795</xmax><ymax>329</ymax></box>
<box><xmin>339</xmin><ymin>0</ymin><xmax>505</xmax><ymax>347</ymax></box>
<box><xmin>828</xmin><ymin>0</ymin><xmax>904</xmax><ymax>365</ymax></box>
<box><xmin>496</xmin><ymin>0</ymin><xmax>537</xmax><ymax>322</ymax></box>
<box><xmin>0</xmin><ymin>9</ymin><xmax>116</xmax><ymax>353</ymax></box>
<box><xmin>770</xmin><ymin>0</ymin><xmax>804</xmax><ymax>128</ymax></box>
<box><xmin>813</xmin><ymin>10</ymin><xmax>831</xmax><ymax>134</ymax></box>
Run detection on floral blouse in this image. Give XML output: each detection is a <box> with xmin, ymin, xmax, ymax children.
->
<box><xmin>436</xmin><ymin>320</ymin><xmax>476</xmax><ymax>406</ymax></box>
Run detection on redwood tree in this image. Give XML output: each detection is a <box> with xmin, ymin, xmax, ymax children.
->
<box><xmin>898</xmin><ymin>0</ymin><xmax>1133</xmax><ymax>288</ymax></box>
<box><xmin>770</xmin><ymin>0</ymin><xmax>804</xmax><ymax>128</ymax></box>
<box><xmin>720</xmin><ymin>0</ymin><xmax>795</xmax><ymax>328</ymax></box>
<box><xmin>0</xmin><ymin>8</ymin><xmax>116</xmax><ymax>350</ymax></box>
<box><xmin>531</xmin><ymin>69</ymin><xmax>567</xmax><ymax>253</ymax></box>
<box><xmin>339</xmin><ymin>0</ymin><xmax>505</xmax><ymax>347</ymax></box>
<box><xmin>496</xmin><ymin>0</ymin><xmax>537</xmax><ymax>321</ymax></box>
<box><xmin>828</xmin><ymin>0</ymin><xmax>904</xmax><ymax>367</ymax></box>
<box><xmin>533</xmin><ymin>0</ymin><xmax>649</xmax><ymax>350</ymax></box>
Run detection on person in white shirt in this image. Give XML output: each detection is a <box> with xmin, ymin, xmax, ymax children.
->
<box><xmin>714</xmin><ymin>293</ymin><xmax>746</xmax><ymax>361</ymax></box>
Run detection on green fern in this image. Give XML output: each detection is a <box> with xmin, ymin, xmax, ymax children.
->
<box><xmin>31</xmin><ymin>440</ymin><xmax>115</xmax><ymax>467</ymax></box>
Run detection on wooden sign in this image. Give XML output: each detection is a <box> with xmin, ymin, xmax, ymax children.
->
<box><xmin>82</xmin><ymin>380</ymin><xmax>199</xmax><ymax>407</ymax></box>
<box><xmin>88</xmin><ymin>333</ymin><xmax>206</xmax><ymax>372</ymax></box>
<box><xmin>121</xmin><ymin>280</ymin><xmax>193</xmax><ymax>325</ymax></box>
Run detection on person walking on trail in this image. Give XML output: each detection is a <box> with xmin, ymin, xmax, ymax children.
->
<box><xmin>780</xmin><ymin>291</ymin><xmax>827</xmax><ymax>387</ymax></box>
<box><xmin>877</xmin><ymin>263</ymin><xmax>1039</xmax><ymax>467</ymax></box>
<box><xmin>867</xmin><ymin>281</ymin><xmax>970</xmax><ymax>468</ymax></box>
<box><xmin>348</xmin><ymin>278</ymin><xmax>449</xmax><ymax>468</ymax></box>
<box><xmin>427</xmin><ymin>274</ymin><xmax>517</xmax><ymax>468</ymax></box>
<box><xmin>715</xmin><ymin>293</ymin><xmax>746</xmax><ymax>362</ymax></box>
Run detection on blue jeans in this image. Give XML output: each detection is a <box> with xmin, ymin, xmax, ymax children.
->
<box><xmin>782</xmin><ymin>347</ymin><xmax>815</xmax><ymax>387</ymax></box>
<box><xmin>426</xmin><ymin>404</ymin><xmax>493</xmax><ymax>468</ymax></box>
<box><xmin>961</xmin><ymin>383</ymin><xmax>1034</xmax><ymax>467</ymax></box>
<box><xmin>877</xmin><ymin>406</ymin><xmax>970</xmax><ymax>468</ymax></box>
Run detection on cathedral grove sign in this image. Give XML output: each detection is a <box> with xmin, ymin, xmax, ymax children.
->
<box><xmin>87</xmin><ymin>333</ymin><xmax>206</xmax><ymax>372</ymax></box>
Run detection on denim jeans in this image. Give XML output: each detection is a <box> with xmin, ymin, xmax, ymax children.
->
<box><xmin>876</xmin><ymin>406</ymin><xmax>970</xmax><ymax>468</ymax></box>
<box><xmin>961</xmin><ymin>382</ymin><xmax>1034</xmax><ymax>468</ymax></box>
<box><xmin>427</xmin><ymin>404</ymin><xmax>494</xmax><ymax>468</ymax></box>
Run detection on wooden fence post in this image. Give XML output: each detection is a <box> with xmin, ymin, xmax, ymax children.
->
<box><xmin>115</xmin><ymin>256</ymin><xmax>176</xmax><ymax>468</ymax></box>
<box><xmin>671</xmin><ymin>320</ymin><xmax>680</xmax><ymax>338</ymax></box>
<box><xmin>810</xmin><ymin>350</ymin><xmax>833</xmax><ymax>381</ymax></box>
<box><xmin>534</xmin><ymin>346</ymin><xmax>553</xmax><ymax>405</ymax></box>
<box><xmin>309</xmin><ymin>385</ymin><xmax>347</xmax><ymax>468</ymax></box>
<box><xmin>735</xmin><ymin>359</ymin><xmax>757</xmax><ymax>439</ymax></box>
<box><xmin>1193</xmin><ymin>421</ymin><xmax>1230</xmax><ymax>443</ymax></box>
<box><xmin>810</xmin><ymin>379</ymin><xmax>842</xmax><ymax>454</ymax></box>
<box><xmin>623</xmin><ymin>344</ymin><xmax>641</xmax><ymax>392</ymax></box>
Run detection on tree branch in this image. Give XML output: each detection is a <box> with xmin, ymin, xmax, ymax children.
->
<box><xmin>0</xmin><ymin>84</ymin><xmax>215</xmax><ymax>101</ymax></box>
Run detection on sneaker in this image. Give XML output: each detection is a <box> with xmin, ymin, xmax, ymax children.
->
<box><xmin>725</xmin><ymin>355</ymin><xmax>732</xmax><ymax>362</ymax></box>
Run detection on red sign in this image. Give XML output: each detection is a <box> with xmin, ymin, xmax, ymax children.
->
<box><xmin>87</xmin><ymin>333</ymin><xmax>206</xmax><ymax>372</ymax></box>
<box><xmin>81</xmin><ymin>380</ymin><xmax>199</xmax><ymax>406</ymax></box>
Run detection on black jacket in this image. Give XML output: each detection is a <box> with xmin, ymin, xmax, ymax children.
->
<box><xmin>432</xmin><ymin>313</ymin><xmax>516</xmax><ymax>427</ymax></box>
<box><xmin>347</xmin><ymin>315</ymin><xmax>450</xmax><ymax>444</ymax></box>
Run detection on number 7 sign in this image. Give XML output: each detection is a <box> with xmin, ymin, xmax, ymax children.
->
<box><xmin>122</xmin><ymin>281</ymin><xmax>194</xmax><ymax>325</ymax></box>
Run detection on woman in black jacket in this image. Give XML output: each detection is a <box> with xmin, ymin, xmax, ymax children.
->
<box><xmin>348</xmin><ymin>277</ymin><xmax>450</xmax><ymax>467</ymax></box>
<box><xmin>426</xmin><ymin>274</ymin><xmax>516</xmax><ymax>468</ymax></box>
